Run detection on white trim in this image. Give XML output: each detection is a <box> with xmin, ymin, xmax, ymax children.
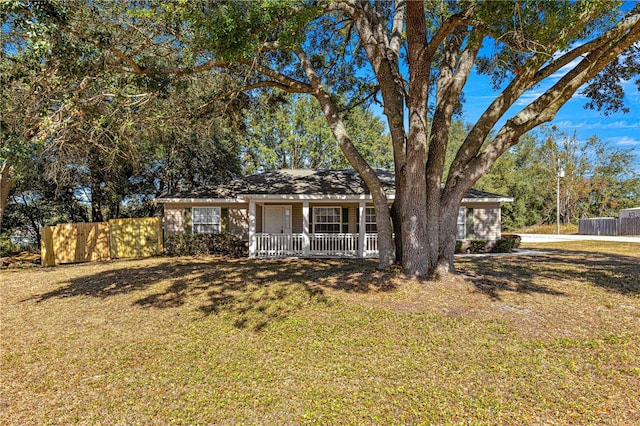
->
<box><xmin>462</xmin><ymin>197</ymin><xmax>513</xmax><ymax>203</ymax></box>
<box><xmin>192</xmin><ymin>206</ymin><xmax>221</xmax><ymax>234</ymax></box>
<box><xmin>312</xmin><ymin>206</ymin><xmax>342</xmax><ymax>234</ymax></box>
<box><xmin>302</xmin><ymin>202</ymin><xmax>310</xmax><ymax>256</ymax></box>
<box><xmin>158</xmin><ymin>195</ymin><xmax>512</xmax><ymax>204</ymax></box>
<box><xmin>358</xmin><ymin>202</ymin><xmax>366</xmax><ymax>258</ymax></box>
<box><xmin>155</xmin><ymin>198</ymin><xmax>241</xmax><ymax>204</ymax></box>
<box><xmin>248</xmin><ymin>201</ymin><xmax>256</xmax><ymax>257</ymax></box>
<box><xmin>244</xmin><ymin>194</ymin><xmax>386</xmax><ymax>201</ymax></box>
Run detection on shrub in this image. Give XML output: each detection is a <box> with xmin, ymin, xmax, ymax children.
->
<box><xmin>455</xmin><ymin>240</ymin><xmax>463</xmax><ymax>254</ymax></box>
<box><xmin>0</xmin><ymin>236</ymin><xmax>21</xmax><ymax>257</ymax></box>
<box><xmin>468</xmin><ymin>240</ymin><xmax>487</xmax><ymax>254</ymax></box>
<box><xmin>502</xmin><ymin>234</ymin><xmax>522</xmax><ymax>249</ymax></box>
<box><xmin>165</xmin><ymin>233</ymin><xmax>245</xmax><ymax>257</ymax></box>
<box><xmin>492</xmin><ymin>238</ymin><xmax>516</xmax><ymax>253</ymax></box>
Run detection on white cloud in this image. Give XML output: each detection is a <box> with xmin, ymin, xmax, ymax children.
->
<box><xmin>549</xmin><ymin>120</ymin><xmax>640</xmax><ymax>131</ymax></box>
<box><xmin>554</xmin><ymin>120</ymin><xmax>588</xmax><ymax>129</ymax></box>
<box><xmin>608</xmin><ymin>136</ymin><xmax>640</xmax><ymax>146</ymax></box>
<box><xmin>549</xmin><ymin>57</ymin><xmax>584</xmax><ymax>82</ymax></box>
<box><xmin>602</xmin><ymin>120</ymin><xmax>640</xmax><ymax>129</ymax></box>
<box><xmin>515</xmin><ymin>88</ymin><xmax>546</xmax><ymax>106</ymax></box>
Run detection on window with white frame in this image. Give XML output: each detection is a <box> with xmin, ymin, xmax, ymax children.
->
<box><xmin>457</xmin><ymin>207</ymin><xmax>466</xmax><ymax>240</ymax></box>
<box><xmin>192</xmin><ymin>207</ymin><xmax>221</xmax><ymax>234</ymax></box>
<box><xmin>313</xmin><ymin>206</ymin><xmax>341</xmax><ymax>233</ymax></box>
<box><xmin>365</xmin><ymin>207</ymin><xmax>377</xmax><ymax>233</ymax></box>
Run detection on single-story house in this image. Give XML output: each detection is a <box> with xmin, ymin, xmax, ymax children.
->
<box><xmin>155</xmin><ymin>169</ymin><xmax>513</xmax><ymax>258</ymax></box>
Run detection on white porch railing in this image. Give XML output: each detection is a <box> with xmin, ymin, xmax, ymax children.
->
<box><xmin>364</xmin><ymin>233</ymin><xmax>378</xmax><ymax>258</ymax></box>
<box><xmin>310</xmin><ymin>233</ymin><xmax>359</xmax><ymax>257</ymax></box>
<box><xmin>254</xmin><ymin>233</ymin><xmax>380</xmax><ymax>258</ymax></box>
<box><xmin>255</xmin><ymin>234</ymin><xmax>304</xmax><ymax>257</ymax></box>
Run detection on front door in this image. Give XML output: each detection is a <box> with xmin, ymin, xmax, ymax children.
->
<box><xmin>263</xmin><ymin>205</ymin><xmax>292</xmax><ymax>234</ymax></box>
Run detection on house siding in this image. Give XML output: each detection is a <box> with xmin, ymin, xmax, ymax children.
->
<box><xmin>164</xmin><ymin>207</ymin><xmax>184</xmax><ymax>236</ymax></box>
<box><xmin>620</xmin><ymin>207</ymin><xmax>640</xmax><ymax>219</ymax></box>
<box><xmin>468</xmin><ymin>203</ymin><xmax>501</xmax><ymax>240</ymax></box>
<box><xmin>163</xmin><ymin>200</ymin><xmax>505</xmax><ymax>245</ymax></box>
<box><xmin>162</xmin><ymin>202</ymin><xmax>249</xmax><ymax>237</ymax></box>
<box><xmin>228</xmin><ymin>208</ymin><xmax>249</xmax><ymax>239</ymax></box>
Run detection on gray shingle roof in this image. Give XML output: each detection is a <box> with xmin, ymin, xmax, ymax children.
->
<box><xmin>157</xmin><ymin>169</ymin><xmax>508</xmax><ymax>200</ymax></box>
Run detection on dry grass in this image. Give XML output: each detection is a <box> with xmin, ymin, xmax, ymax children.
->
<box><xmin>513</xmin><ymin>222</ymin><xmax>579</xmax><ymax>234</ymax></box>
<box><xmin>1</xmin><ymin>242</ymin><xmax>639</xmax><ymax>424</ymax></box>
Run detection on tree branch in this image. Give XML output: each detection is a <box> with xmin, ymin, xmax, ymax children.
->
<box><xmin>389</xmin><ymin>0</ymin><xmax>406</xmax><ymax>55</ymax></box>
<box><xmin>237</xmin><ymin>59</ymin><xmax>314</xmax><ymax>93</ymax></box>
<box><xmin>449</xmin><ymin>13</ymin><xmax>640</xmax><ymax>199</ymax></box>
<box><xmin>448</xmin><ymin>6</ymin><xmax>640</xmax><ymax>190</ymax></box>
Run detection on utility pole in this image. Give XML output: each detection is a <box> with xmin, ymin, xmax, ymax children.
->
<box><xmin>556</xmin><ymin>159</ymin><xmax>565</xmax><ymax>235</ymax></box>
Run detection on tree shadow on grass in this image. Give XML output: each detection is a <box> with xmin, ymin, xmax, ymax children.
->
<box><xmin>458</xmin><ymin>249</ymin><xmax>640</xmax><ymax>301</ymax></box>
<box><xmin>27</xmin><ymin>257</ymin><xmax>394</xmax><ymax>331</ymax></box>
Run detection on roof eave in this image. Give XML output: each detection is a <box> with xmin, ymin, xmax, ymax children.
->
<box><xmin>462</xmin><ymin>197</ymin><xmax>514</xmax><ymax>203</ymax></box>
<box><xmin>155</xmin><ymin>197</ymin><xmax>242</xmax><ymax>204</ymax></box>
<box><xmin>156</xmin><ymin>194</ymin><xmax>512</xmax><ymax>204</ymax></box>
<box><xmin>241</xmin><ymin>193</ymin><xmax>392</xmax><ymax>201</ymax></box>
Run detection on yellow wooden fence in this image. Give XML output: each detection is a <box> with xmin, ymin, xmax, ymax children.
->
<box><xmin>41</xmin><ymin>217</ymin><xmax>163</xmax><ymax>267</ymax></box>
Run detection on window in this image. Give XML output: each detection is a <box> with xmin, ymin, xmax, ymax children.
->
<box><xmin>466</xmin><ymin>207</ymin><xmax>475</xmax><ymax>239</ymax></box>
<box><xmin>456</xmin><ymin>207</ymin><xmax>475</xmax><ymax>240</ymax></box>
<box><xmin>365</xmin><ymin>207</ymin><xmax>377</xmax><ymax>233</ymax></box>
<box><xmin>313</xmin><ymin>207</ymin><xmax>341</xmax><ymax>233</ymax></box>
<box><xmin>192</xmin><ymin>207</ymin><xmax>221</xmax><ymax>234</ymax></box>
<box><xmin>457</xmin><ymin>207</ymin><xmax>466</xmax><ymax>240</ymax></box>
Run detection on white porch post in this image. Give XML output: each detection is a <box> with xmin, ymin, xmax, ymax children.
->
<box><xmin>358</xmin><ymin>201</ymin><xmax>366</xmax><ymax>258</ymax></box>
<box><xmin>302</xmin><ymin>201</ymin><xmax>310</xmax><ymax>256</ymax></box>
<box><xmin>248</xmin><ymin>200</ymin><xmax>256</xmax><ymax>257</ymax></box>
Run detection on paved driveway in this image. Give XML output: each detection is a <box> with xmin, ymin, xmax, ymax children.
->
<box><xmin>518</xmin><ymin>234</ymin><xmax>640</xmax><ymax>243</ymax></box>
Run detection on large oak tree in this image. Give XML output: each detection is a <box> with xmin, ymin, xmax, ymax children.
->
<box><xmin>176</xmin><ymin>0</ymin><xmax>640</xmax><ymax>277</ymax></box>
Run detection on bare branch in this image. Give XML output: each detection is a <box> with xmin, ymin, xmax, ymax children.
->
<box><xmin>389</xmin><ymin>0</ymin><xmax>405</xmax><ymax>55</ymax></box>
<box><xmin>237</xmin><ymin>59</ymin><xmax>314</xmax><ymax>93</ymax></box>
<box><xmin>322</xmin><ymin>0</ymin><xmax>357</xmax><ymax>16</ymax></box>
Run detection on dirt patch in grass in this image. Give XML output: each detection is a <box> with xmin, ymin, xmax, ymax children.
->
<box><xmin>2</xmin><ymin>242</ymin><xmax>639</xmax><ymax>424</ymax></box>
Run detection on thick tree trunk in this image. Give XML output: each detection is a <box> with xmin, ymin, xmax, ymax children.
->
<box><xmin>437</xmin><ymin>197</ymin><xmax>462</xmax><ymax>274</ymax></box>
<box><xmin>90</xmin><ymin>175</ymin><xmax>104</xmax><ymax>223</ymax></box>
<box><xmin>401</xmin><ymin>0</ymin><xmax>430</xmax><ymax>277</ymax></box>
<box><xmin>390</xmin><ymin>198</ymin><xmax>402</xmax><ymax>263</ymax></box>
<box><xmin>0</xmin><ymin>160</ymin><xmax>13</xmax><ymax>232</ymax></box>
<box><xmin>400</xmin><ymin>145</ymin><xmax>428</xmax><ymax>276</ymax></box>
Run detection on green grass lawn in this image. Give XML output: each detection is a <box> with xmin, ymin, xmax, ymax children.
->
<box><xmin>1</xmin><ymin>241</ymin><xmax>639</xmax><ymax>424</ymax></box>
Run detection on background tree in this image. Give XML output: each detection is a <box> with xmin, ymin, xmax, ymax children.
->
<box><xmin>242</xmin><ymin>93</ymin><xmax>392</xmax><ymax>173</ymax></box>
<box><xmin>1</xmin><ymin>0</ymin><xmax>246</xmax><ymax>238</ymax></box>
<box><xmin>474</xmin><ymin>126</ymin><xmax>640</xmax><ymax>229</ymax></box>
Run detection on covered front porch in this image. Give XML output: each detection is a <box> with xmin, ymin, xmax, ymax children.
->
<box><xmin>253</xmin><ymin>232</ymin><xmax>379</xmax><ymax>258</ymax></box>
<box><xmin>247</xmin><ymin>199</ymin><xmax>381</xmax><ymax>258</ymax></box>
